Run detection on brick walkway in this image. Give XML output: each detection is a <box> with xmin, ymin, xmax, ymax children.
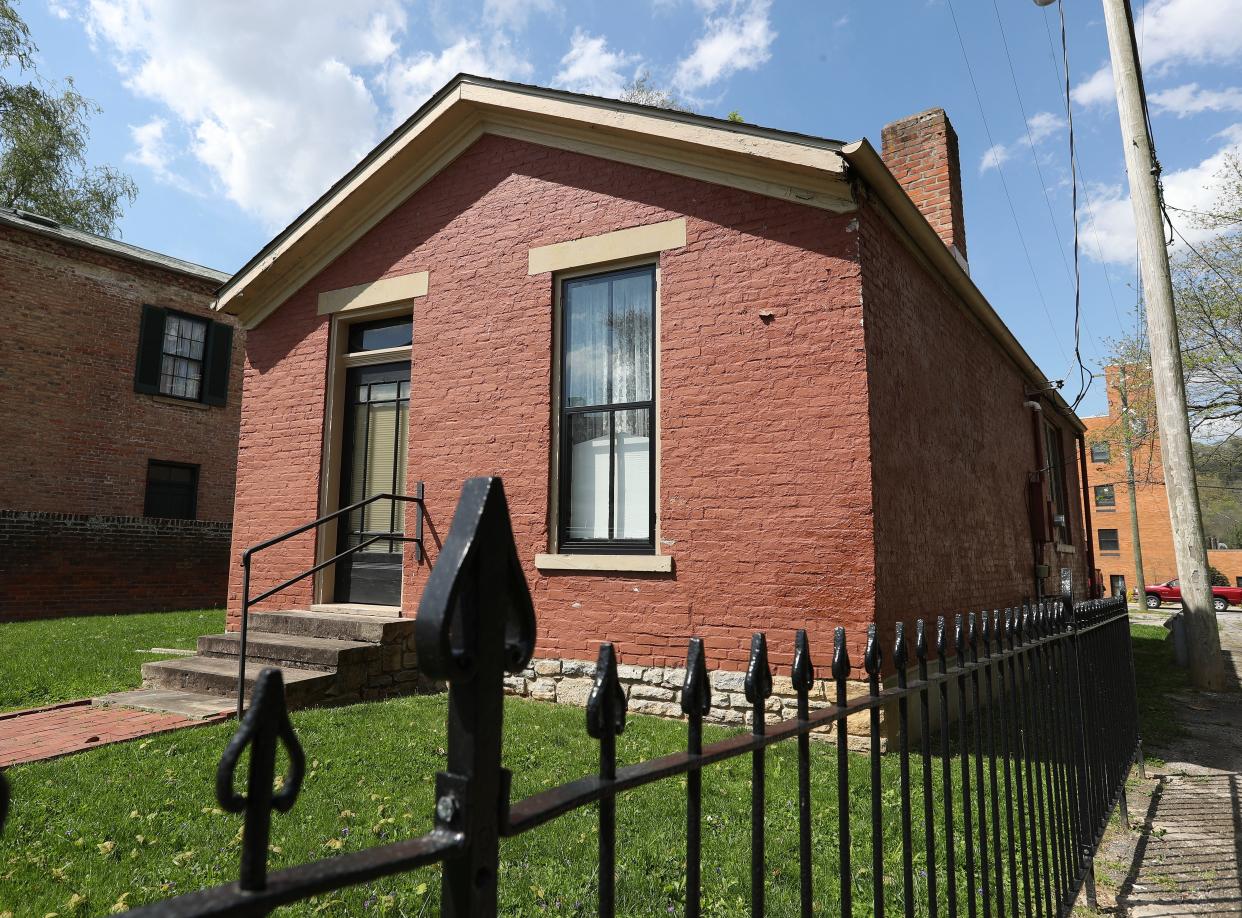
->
<box><xmin>0</xmin><ymin>700</ymin><xmax>226</xmax><ymax>766</ymax></box>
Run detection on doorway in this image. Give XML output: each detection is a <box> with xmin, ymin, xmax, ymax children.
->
<box><xmin>334</xmin><ymin>361</ymin><xmax>410</xmax><ymax>605</ymax></box>
<box><xmin>1110</xmin><ymin>574</ymin><xmax>1127</xmax><ymax>600</ymax></box>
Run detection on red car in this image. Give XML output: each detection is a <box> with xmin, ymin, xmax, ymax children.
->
<box><xmin>1145</xmin><ymin>579</ymin><xmax>1242</xmax><ymax>612</ymax></box>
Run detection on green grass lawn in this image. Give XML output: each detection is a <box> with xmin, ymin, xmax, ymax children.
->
<box><xmin>0</xmin><ymin>609</ymin><xmax>224</xmax><ymax>712</ymax></box>
<box><xmin>1128</xmin><ymin>621</ymin><xmax>1191</xmax><ymax>754</ymax></box>
<box><xmin>0</xmin><ymin>620</ymin><xmax>1173</xmax><ymax>916</ymax></box>
<box><xmin>3</xmin><ymin>691</ymin><xmax>1053</xmax><ymax>917</ymax></box>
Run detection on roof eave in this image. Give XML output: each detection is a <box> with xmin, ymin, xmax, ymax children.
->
<box><xmin>841</xmin><ymin>138</ymin><xmax>1085</xmax><ymax>432</ymax></box>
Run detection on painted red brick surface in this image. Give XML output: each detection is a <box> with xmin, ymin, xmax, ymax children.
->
<box><xmin>858</xmin><ymin>196</ymin><xmax>1089</xmax><ymax>645</ymax></box>
<box><xmin>230</xmin><ymin>134</ymin><xmax>874</xmax><ymax>672</ymax></box>
<box><xmin>228</xmin><ymin>131</ymin><xmax>1088</xmax><ymax>676</ymax></box>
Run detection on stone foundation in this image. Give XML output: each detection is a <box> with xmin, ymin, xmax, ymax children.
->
<box><xmin>504</xmin><ymin>656</ymin><xmax>882</xmax><ymax>748</ymax></box>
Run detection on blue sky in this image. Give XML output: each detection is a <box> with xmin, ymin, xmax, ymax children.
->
<box><xmin>15</xmin><ymin>0</ymin><xmax>1242</xmax><ymax>419</ymax></box>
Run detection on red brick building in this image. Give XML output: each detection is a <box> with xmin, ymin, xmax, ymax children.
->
<box><xmin>1083</xmin><ymin>367</ymin><xmax>1242</xmax><ymax>601</ymax></box>
<box><xmin>211</xmin><ymin>77</ymin><xmax>1091</xmax><ymax>699</ymax></box>
<box><xmin>0</xmin><ymin>207</ymin><xmax>240</xmax><ymax>621</ymax></box>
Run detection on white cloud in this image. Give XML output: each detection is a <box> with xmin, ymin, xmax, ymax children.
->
<box><xmin>1073</xmin><ymin>0</ymin><xmax>1242</xmax><ymax>108</ymax></box>
<box><xmin>381</xmin><ymin>35</ymin><xmax>531</xmax><ymax>124</ymax></box>
<box><xmin>979</xmin><ymin>111</ymin><xmax>1064</xmax><ymax>174</ymax></box>
<box><xmin>482</xmin><ymin>0</ymin><xmax>558</xmax><ymax>29</ymax></box>
<box><xmin>86</xmin><ymin>0</ymin><xmax>405</xmax><ymax>228</ymax></box>
<box><xmin>127</xmin><ymin>117</ymin><xmax>199</xmax><ymax>194</ymax></box>
<box><xmin>1150</xmin><ymin>83</ymin><xmax>1242</xmax><ymax>116</ymax></box>
<box><xmin>1081</xmin><ymin>124</ymin><xmax>1242</xmax><ymax>264</ymax></box>
<box><xmin>1071</xmin><ymin>65</ymin><xmax>1115</xmax><ymax>109</ymax></box>
<box><xmin>674</xmin><ymin>0</ymin><xmax>775</xmax><ymax>92</ymax></box>
<box><xmin>979</xmin><ymin>143</ymin><xmax>1013</xmax><ymax>174</ymax></box>
<box><xmin>552</xmin><ymin>30</ymin><xmax>639</xmax><ymax>98</ymax></box>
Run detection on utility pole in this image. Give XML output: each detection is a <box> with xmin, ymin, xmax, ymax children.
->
<box><xmin>1099</xmin><ymin>0</ymin><xmax>1225</xmax><ymax>688</ymax></box>
<box><xmin>1117</xmin><ymin>366</ymin><xmax>1146</xmax><ymax>606</ymax></box>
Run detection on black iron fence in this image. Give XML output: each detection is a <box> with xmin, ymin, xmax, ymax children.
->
<box><xmin>0</xmin><ymin>477</ymin><xmax>1140</xmax><ymax>917</ymax></box>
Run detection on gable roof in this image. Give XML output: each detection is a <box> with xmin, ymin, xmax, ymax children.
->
<box><xmin>215</xmin><ymin>73</ymin><xmax>1081</xmax><ymax>430</ymax></box>
<box><xmin>0</xmin><ymin>206</ymin><xmax>229</xmax><ymax>284</ymax></box>
<box><xmin>213</xmin><ymin>74</ymin><xmax>853</xmax><ymax>329</ymax></box>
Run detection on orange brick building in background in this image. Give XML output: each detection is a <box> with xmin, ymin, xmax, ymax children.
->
<box><xmin>1083</xmin><ymin>367</ymin><xmax>1242</xmax><ymax>600</ymax></box>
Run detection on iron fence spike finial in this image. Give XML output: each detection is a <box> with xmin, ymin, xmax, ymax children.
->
<box><xmin>864</xmin><ymin>623</ymin><xmax>882</xmax><ymax>676</ymax></box>
<box><xmin>981</xmin><ymin>610</ymin><xmax>992</xmax><ymax>654</ymax></box>
<box><xmin>214</xmin><ymin>667</ymin><xmax>305</xmax><ymax>892</ymax></box>
<box><xmin>414</xmin><ymin>477</ymin><xmax>535</xmax><ymax>682</ymax></box>
<box><xmin>744</xmin><ymin>633</ymin><xmax>773</xmax><ymax>703</ymax></box>
<box><xmin>1004</xmin><ymin>608</ymin><xmax>1014</xmax><ymax>648</ymax></box>
<box><xmin>967</xmin><ymin>612</ymin><xmax>978</xmax><ymax>657</ymax></box>
<box><xmin>791</xmin><ymin>629</ymin><xmax>814</xmax><ymax>692</ymax></box>
<box><xmin>682</xmin><ymin>637</ymin><xmax>711</xmax><ymax>717</ymax></box>
<box><xmin>954</xmin><ymin>613</ymin><xmax>965</xmax><ymax>657</ymax></box>
<box><xmin>893</xmin><ymin>621</ymin><xmax>909</xmax><ymax>670</ymax></box>
<box><xmin>915</xmin><ymin>619</ymin><xmax>928</xmax><ymax>662</ymax></box>
<box><xmin>937</xmin><ymin>615</ymin><xmax>947</xmax><ymax>659</ymax></box>
<box><xmin>831</xmin><ymin>626</ymin><xmax>850</xmax><ymax>681</ymax></box>
<box><xmin>587</xmin><ymin>643</ymin><xmax>627</xmax><ymax>739</ymax></box>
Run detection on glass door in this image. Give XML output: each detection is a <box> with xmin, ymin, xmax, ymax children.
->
<box><xmin>334</xmin><ymin>362</ymin><xmax>410</xmax><ymax>605</ymax></box>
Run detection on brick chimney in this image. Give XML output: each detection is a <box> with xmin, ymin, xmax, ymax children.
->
<box><xmin>880</xmin><ymin>108</ymin><xmax>968</xmax><ymax>268</ymax></box>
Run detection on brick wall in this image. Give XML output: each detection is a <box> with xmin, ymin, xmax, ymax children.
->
<box><xmin>229</xmin><ymin>133</ymin><xmax>875</xmax><ymax>673</ymax></box>
<box><xmin>0</xmin><ymin>510</ymin><xmax>231</xmax><ymax>621</ymax></box>
<box><xmin>1083</xmin><ymin>409</ymin><xmax>1242</xmax><ymax>592</ymax></box>
<box><xmin>0</xmin><ymin>223</ymin><xmax>241</xmax><ymax>618</ymax></box>
<box><xmin>858</xmin><ymin>193</ymin><xmax>1089</xmax><ymax>647</ymax></box>
<box><xmin>0</xmin><ymin>226</ymin><xmax>241</xmax><ymax>522</ymax></box>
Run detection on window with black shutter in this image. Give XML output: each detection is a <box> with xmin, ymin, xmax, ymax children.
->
<box><xmin>144</xmin><ymin>461</ymin><xmax>199</xmax><ymax>520</ymax></box>
<box><xmin>135</xmin><ymin>306</ymin><xmax>232</xmax><ymax>405</ymax></box>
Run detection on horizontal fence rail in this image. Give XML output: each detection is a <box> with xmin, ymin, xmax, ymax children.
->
<box><xmin>0</xmin><ymin>477</ymin><xmax>1140</xmax><ymax>917</ymax></box>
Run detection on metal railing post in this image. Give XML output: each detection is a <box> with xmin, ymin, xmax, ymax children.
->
<box><xmin>237</xmin><ymin>552</ymin><xmax>252</xmax><ymax>720</ymax></box>
<box><xmin>414</xmin><ymin>478</ymin><xmax>536</xmax><ymax>918</ymax></box>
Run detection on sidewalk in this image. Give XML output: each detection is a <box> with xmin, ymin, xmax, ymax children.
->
<box><xmin>1093</xmin><ymin>610</ymin><xmax>1242</xmax><ymax>916</ymax></box>
<box><xmin>0</xmin><ymin>699</ymin><xmax>227</xmax><ymax>767</ymax></box>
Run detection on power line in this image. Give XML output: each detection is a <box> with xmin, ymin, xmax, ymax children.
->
<box><xmin>943</xmin><ymin>0</ymin><xmax>1073</xmax><ymax>379</ymax></box>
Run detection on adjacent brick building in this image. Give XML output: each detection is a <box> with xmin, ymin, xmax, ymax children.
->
<box><xmin>0</xmin><ymin>207</ymin><xmax>239</xmax><ymax>621</ymax></box>
<box><xmin>207</xmin><ymin>77</ymin><xmax>1091</xmax><ymax>704</ymax></box>
<box><xmin>1083</xmin><ymin>366</ymin><xmax>1241</xmax><ymax>600</ymax></box>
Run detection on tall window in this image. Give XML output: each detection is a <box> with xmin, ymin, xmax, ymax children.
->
<box><xmin>1098</xmin><ymin>528</ymin><xmax>1120</xmax><ymax>552</ymax></box>
<box><xmin>145</xmin><ymin>460</ymin><xmax>198</xmax><ymax>520</ymax></box>
<box><xmin>134</xmin><ymin>305</ymin><xmax>233</xmax><ymax>406</ymax></box>
<box><xmin>1094</xmin><ymin>484</ymin><xmax>1116</xmax><ymax>507</ymax></box>
<box><xmin>160</xmin><ymin>312</ymin><xmax>208</xmax><ymax>400</ymax></box>
<box><xmin>558</xmin><ymin>265</ymin><xmax>655</xmax><ymax>554</ymax></box>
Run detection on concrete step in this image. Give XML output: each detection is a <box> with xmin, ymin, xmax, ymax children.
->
<box><xmin>197</xmin><ymin>631</ymin><xmax>377</xmax><ymax>671</ymax></box>
<box><xmin>249</xmin><ymin>609</ymin><xmax>414</xmax><ymax>645</ymax></box>
<box><xmin>310</xmin><ymin>603</ymin><xmax>401</xmax><ymax>617</ymax></box>
<box><xmin>142</xmin><ymin>656</ymin><xmax>334</xmax><ymax>706</ymax></box>
<box><xmin>94</xmin><ymin>688</ymin><xmax>235</xmax><ymax>720</ymax></box>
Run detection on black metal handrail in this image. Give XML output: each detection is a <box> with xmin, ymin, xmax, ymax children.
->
<box><xmin>236</xmin><ymin>483</ymin><xmax>425</xmax><ymax>718</ymax></box>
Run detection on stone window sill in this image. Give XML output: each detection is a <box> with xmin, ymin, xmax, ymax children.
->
<box><xmin>150</xmin><ymin>394</ymin><xmax>211</xmax><ymax>411</ymax></box>
<box><xmin>534</xmin><ymin>553</ymin><xmax>674</xmax><ymax>574</ymax></box>
<box><xmin>1055</xmin><ymin>543</ymin><xmax>1076</xmax><ymax>555</ymax></box>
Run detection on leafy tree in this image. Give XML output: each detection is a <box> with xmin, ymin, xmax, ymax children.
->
<box><xmin>0</xmin><ymin>0</ymin><xmax>136</xmax><ymax>235</ymax></box>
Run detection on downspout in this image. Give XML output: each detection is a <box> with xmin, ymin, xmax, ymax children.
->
<box><xmin>1028</xmin><ymin>400</ymin><xmax>1050</xmax><ymax>601</ymax></box>
<box><xmin>1076</xmin><ymin>431</ymin><xmax>1098</xmax><ymax>599</ymax></box>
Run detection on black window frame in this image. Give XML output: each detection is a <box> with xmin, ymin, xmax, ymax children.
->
<box><xmin>556</xmin><ymin>264</ymin><xmax>657</xmax><ymax>555</ymax></box>
<box><xmin>1098</xmin><ymin>528</ymin><xmax>1120</xmax><ymax>552</ymax></box>
<box><xmin>1090</xmin><ymin>441</ymin><xmax>1111</xmax><ymax>463</ymax></box>
<box><xmin>158</xmin><ymin>309</ymin><xmax>210</xmax><ymax>402</ymax></box>
<box><xmin>1094</xmin><ymin>483</ymin><xmax>1116</xmax><ymax>507</ymax></box>
<box><xmin>144</xmin><ymin>460</ymin><xmax>200</xmax><ymax>521</ymax></box>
